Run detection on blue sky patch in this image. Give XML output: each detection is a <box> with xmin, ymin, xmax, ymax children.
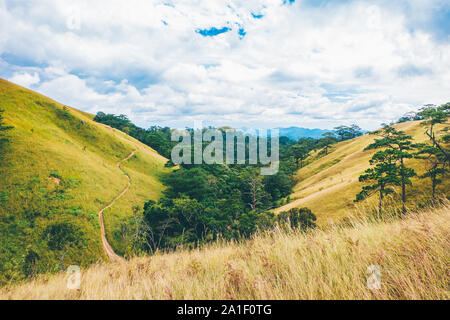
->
<box><xmin>1</xmin><ymin>53</ymin><xmax>47</xmax><ymax>69</ymax></box>
<box><xmin>238</xmin><ymin>28</ymin><xmax>246</xmax><ymax>39</ymax></box>
<box><xmin>196</xmin><ymin>27</ymin><xmax>231</xmax><ymax>37</ymax></box>
<box><xmin>251</xmin><ymin>13</ymin><xmax>264</xmax><ymax>19</ymax></box>
<box><xmin>397</xmin><ymin>64</ymin><xmax>433</xmax><ymax>78</ymax></box>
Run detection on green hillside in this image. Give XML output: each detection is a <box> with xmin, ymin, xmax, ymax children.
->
<box><xmin>0</xmin><ymin>79</ymin><xmax>170</xmax><ymax>284</ymax></box>
<box><xmin>275</xmin><ymin>121</ymin><xmax>449</xmax><ymax>224</ymax></box>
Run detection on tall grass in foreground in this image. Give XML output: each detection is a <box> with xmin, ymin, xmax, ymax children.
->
<box><xmin>1</xmin><ymin>204</ymin><xmax>449</xmax><ymax>300</ymax></box>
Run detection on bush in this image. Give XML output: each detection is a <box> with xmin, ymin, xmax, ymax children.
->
<box><xmin>277</xmin><ymin>207</ymin><xmax>317</xmax><ymax>231</ymax></box>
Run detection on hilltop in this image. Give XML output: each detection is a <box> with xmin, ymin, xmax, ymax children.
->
<box><xmin>0</xmin><ymin>79</ymin><xmax>170</xmax><ymax>284</ymax></box>
<box><xmin>275</xmin><ymin>120</ymin><xmax>449</xmax><ymax>224</ymax></box>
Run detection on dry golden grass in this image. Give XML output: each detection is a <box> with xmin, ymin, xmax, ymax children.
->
<box><xmin>1</xmin><ymin>204</ymin><xmax>448</xmax><ymax>300</ymax></box>
<box><xmin>275</xmin><ymin>121</ymin><xmax>449</xmax><ymax>225</ymax></box>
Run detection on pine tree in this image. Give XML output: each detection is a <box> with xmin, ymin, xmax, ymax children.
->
<box><xmin>319</xmin><ymin>132</ymin><xmax>337</xmax><ymax>155</ymax></box>
<box><xmin>291</xmin><ymin>144</ymin><xmax>310</xmax><ymax>169</ymax></box>
<box><xmin>418</xmin><ymin>103</ymin><xmax>449</xmax><ymax>164</ymax></box>
<box><xmin>412</xmin><ymin>103</ymin><xmax>450</xmax><ymax>201</ymax></box>
<box><xmin>415</xmin><ymin>143</ymin><xmax>448</xmax><ymax>200</ymax></box>
<box><xmin>355</xmin><ymin>149</ymin><xmax>401</xmax><ymax>216</ymax></box>
<box><xmin>364</xmin><ymin>126</ymin><xmax>416</xmax><ymax>214</ymax></box>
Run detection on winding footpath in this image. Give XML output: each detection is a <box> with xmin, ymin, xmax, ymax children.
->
<box><xmin>98</xmin><ymin>151</ymin><xmax>136</xmax><ymax>262</ymax></box>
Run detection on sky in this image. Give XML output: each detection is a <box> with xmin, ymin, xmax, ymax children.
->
<box><xmin>0</xmin><ymin>0</ymin><xmax>449</xmax><ymax>130</ymax></box>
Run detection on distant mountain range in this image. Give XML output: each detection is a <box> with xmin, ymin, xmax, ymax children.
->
<box><xmin>277</xmin><ymin>127</ymin><xmax>331</xmax><ymax>140</ymax></box>
<box><xmin>238</xmin><ymin>127</ymin><xmax>332</xmax><ymax>140</ymax></box>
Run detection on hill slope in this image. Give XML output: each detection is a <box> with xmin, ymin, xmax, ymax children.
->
<box><xmin>0</xmin><ymin>79</ymin><xmax>170</xmax><ymax>284</ymax></box>
<box><xmin>275</xmin><ymin>121</ymin><xmax>449</xmax><ymax>224</ymax></box>
<box><xmin>0</xmin><ymin>204</ymin><xmax>448</xmax><ymax>300</ymax></box>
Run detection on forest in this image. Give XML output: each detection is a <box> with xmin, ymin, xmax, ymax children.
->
<box><xmin>94</xmin><ymin>112</ymin><xmax>366</xmax><ymax>254</ymax></box>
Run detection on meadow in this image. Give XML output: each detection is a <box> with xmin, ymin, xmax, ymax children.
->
<box><xmin>0</xmin><ymin>203</ymin><xmax>448</xmax><ymax>300</ymax></box>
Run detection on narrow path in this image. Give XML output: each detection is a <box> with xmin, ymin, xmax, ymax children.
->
<box><xmin>98</xmin><ymin>150</ymin><xmax>136</xmax><ymax>262</ymax></box>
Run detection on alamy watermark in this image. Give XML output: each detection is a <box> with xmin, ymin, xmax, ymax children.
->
<box><xmin>366</xmin><ymin>265</ymin><xmax>381</xmax><ymax>290</ymax></box>
<box><xmin>171</xmin><ymin>123</ymin><xmax>279</xmax><ymax>175</ymax></box>
<box><xmin>66</xmin><ymin>265</ymin><xmax>81</xmax><ymax>290</ymax></box>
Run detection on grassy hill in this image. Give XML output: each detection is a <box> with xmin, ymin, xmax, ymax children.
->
<box><xmin>0</xmin><ymin>79</ymin><xmax>170</xmax><ymax>284</ymax></box>
<box><xmin>0</xmin><ymin>203</ymin><xmax>448</xmax><ymax>300</ymax></box>
<box><xmin>0</xmin><ymin>78</ymin><xmax>447</xmax><ymax>297</ymax></box>
<box><xmin>275</xmin><ymin>121</ymin><xmax>449</xmax><ymax>225</ymax></box>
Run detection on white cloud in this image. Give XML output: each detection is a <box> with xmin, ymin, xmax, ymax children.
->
<box><xmin>0</xmin><ymin>0</ymin><xmax>449</xmax><ymax>130</ymax></box>
<box><xmin>8</xmin><ymin>71</ymin><xmax>40</xmax><ymax>87</ymax></box>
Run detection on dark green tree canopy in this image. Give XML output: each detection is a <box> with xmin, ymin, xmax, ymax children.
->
<box><xmin>44</xmin><ymin>221</ymin><xmax>84</xmax><ymax>252</ymax></box>
<box><xmin>277</xmin><ymin>207</ymin><xmax>317</xmax><ymax>231</ymax></box>
<box><xmin>334</xmin><ymin>124</ymin><xmax>363</xmax><ymax>141</ymax></box>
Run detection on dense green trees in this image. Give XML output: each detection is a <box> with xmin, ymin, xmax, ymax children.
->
<box><xmin>277</xmin><ymin>207</ymin><xmax>317</xmax><ymax>231</ymax></box>
<box><xmin>138</xmin><ymin>163</ymin><xmax>287</xmax><ymax>252</ymax></box>
<box><xmin>94</xmin><ymin>112</ymin><xmax>174</xmax><ymax>158</ymax></box>
<box><xmin>44</xmin><ymin>221</ymin><xmax>85</xmax><ymax>270</ymax></box>
<box><xmin>97</xmin><ymin>115</ymin><xmax>349</xmax><ymax>253</ymax></box>
<box><xmin>291</xmin><ymin>144</ymin><xmax>310</xmax><ymax>169</ymax></box>
<box><xmin>334</xmin><ymin>124</ymin><xmax>363</xmax><ymax>141</ymax></box>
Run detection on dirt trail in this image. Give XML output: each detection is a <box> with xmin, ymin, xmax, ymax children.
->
<box><xmin>98</xmin><ymin>151</ymin><xmax>136</xmax><ymax>262</ymax></box>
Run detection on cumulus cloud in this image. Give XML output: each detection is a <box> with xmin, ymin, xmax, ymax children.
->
<box><xmin>8</xmin><ymin>71</ymin><xmax>40</xmax><ymax>88</ymax></box>
<box><xmin>0</xmin><ymin>0</ymin><xmax>449</xmax><ymax>130</ymax></box>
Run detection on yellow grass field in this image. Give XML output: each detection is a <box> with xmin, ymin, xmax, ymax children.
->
<box><xmin>275</xmin><ymin>121</ymin><xmax>449</xmax><ymax>225</ymax></box>
<box><xmin>1</xmin><ymin>204</ymin><xmax>448</xmax><ymax>300</ymax></box>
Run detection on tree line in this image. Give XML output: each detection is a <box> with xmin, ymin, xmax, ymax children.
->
<box><xmin>94</xmin><ymin>112</ymin><xmax>174</xmax><ymax>158</ymax></box>
<box><xmin>92</xmin><ymin>116</ymin><xmax>362</xmax><ymax>255</ymax></box>
<box><xmin>355</xmin><ymin>103</ymin><xmax>449</xmax><ymax>215</ymax></box>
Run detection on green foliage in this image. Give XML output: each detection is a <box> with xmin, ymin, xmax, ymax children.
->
<box><xmin>23</xmin><ymin>249</ymin><xmax>40</xmax><ymax>278</ymax></box>
<box><xmin>417</xmin><ymin>103</ymin><xmax>450</xmax><ymax>164</ymax></box>
<box><xmin>290</xmin><ymin>144</ymin><xmax>310</xmax><ymax>169</ymax></box>
<box><xmin>131</xmin><ymin>155</ymin><xmax>296</xmax><ymax>252</ymax></box>
<box><xmin>414</xmin><ymin>103</ymin><xmax>450</xmax><ymax>199</ymax></box>
<box><xmin>44</xmin><ymin>221</ymin><xmax>84</xmax><ymax>251</ymax></box>
<box><xmin>49</xmin><ymin>171</ymin><xmax>62</xmax><ymax>180</ymax></box>
<box><xmin>364</xmin><ymin>125</ymin><xmax>417</xmax><ymax>213</ymax></box>
<box><xmin>94</xmin><ymin>112</ymin><xmax>174</xmax><ymax>158</ymax></box>
<box><xmin>334</xmin><ymin>124</ymin><xmax>363</xmax><ymax>141</ymax></box>
<box><xmin>44</xmin><ymin>220</ymin><xmax>86</xmax><ymax>270</ymax></box>
<box><xmin>317</xmin><ymin>132</ymin><xmax>338</xmax><ymax>155</ymax></box>
<box><xmin>277</xmin><ymin>207</ymin><xmax>317</xmax><ymax>231</ymax></box>
<box><xmin>415</xmin><ymin>143</ymin><xmax>448</xmax><ymax>199</ymax></box>
<box><xmin>0</xmin><ymin>80</ymin><xmax>168</xmax><ymax>285</ymax></box>
<box><xmin>356</xmin><ymin>149</ymin><xmax>401</xmax><ymax>214</ymax></box>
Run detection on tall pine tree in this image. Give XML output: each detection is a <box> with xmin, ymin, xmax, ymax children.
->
<box><xmin>364</xmin><ymin>126</ymin><xmax>416</xmax><ymax>214</ymax></box>
<box><xmin>415</xmin><ymin>103</ymin><xmax>450</xmax><ymax>200</ymax></box>
<box><xmin>355</xmin><ymin>149</ymin><xmax>401</xmax><ymax>216</ymax></box>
